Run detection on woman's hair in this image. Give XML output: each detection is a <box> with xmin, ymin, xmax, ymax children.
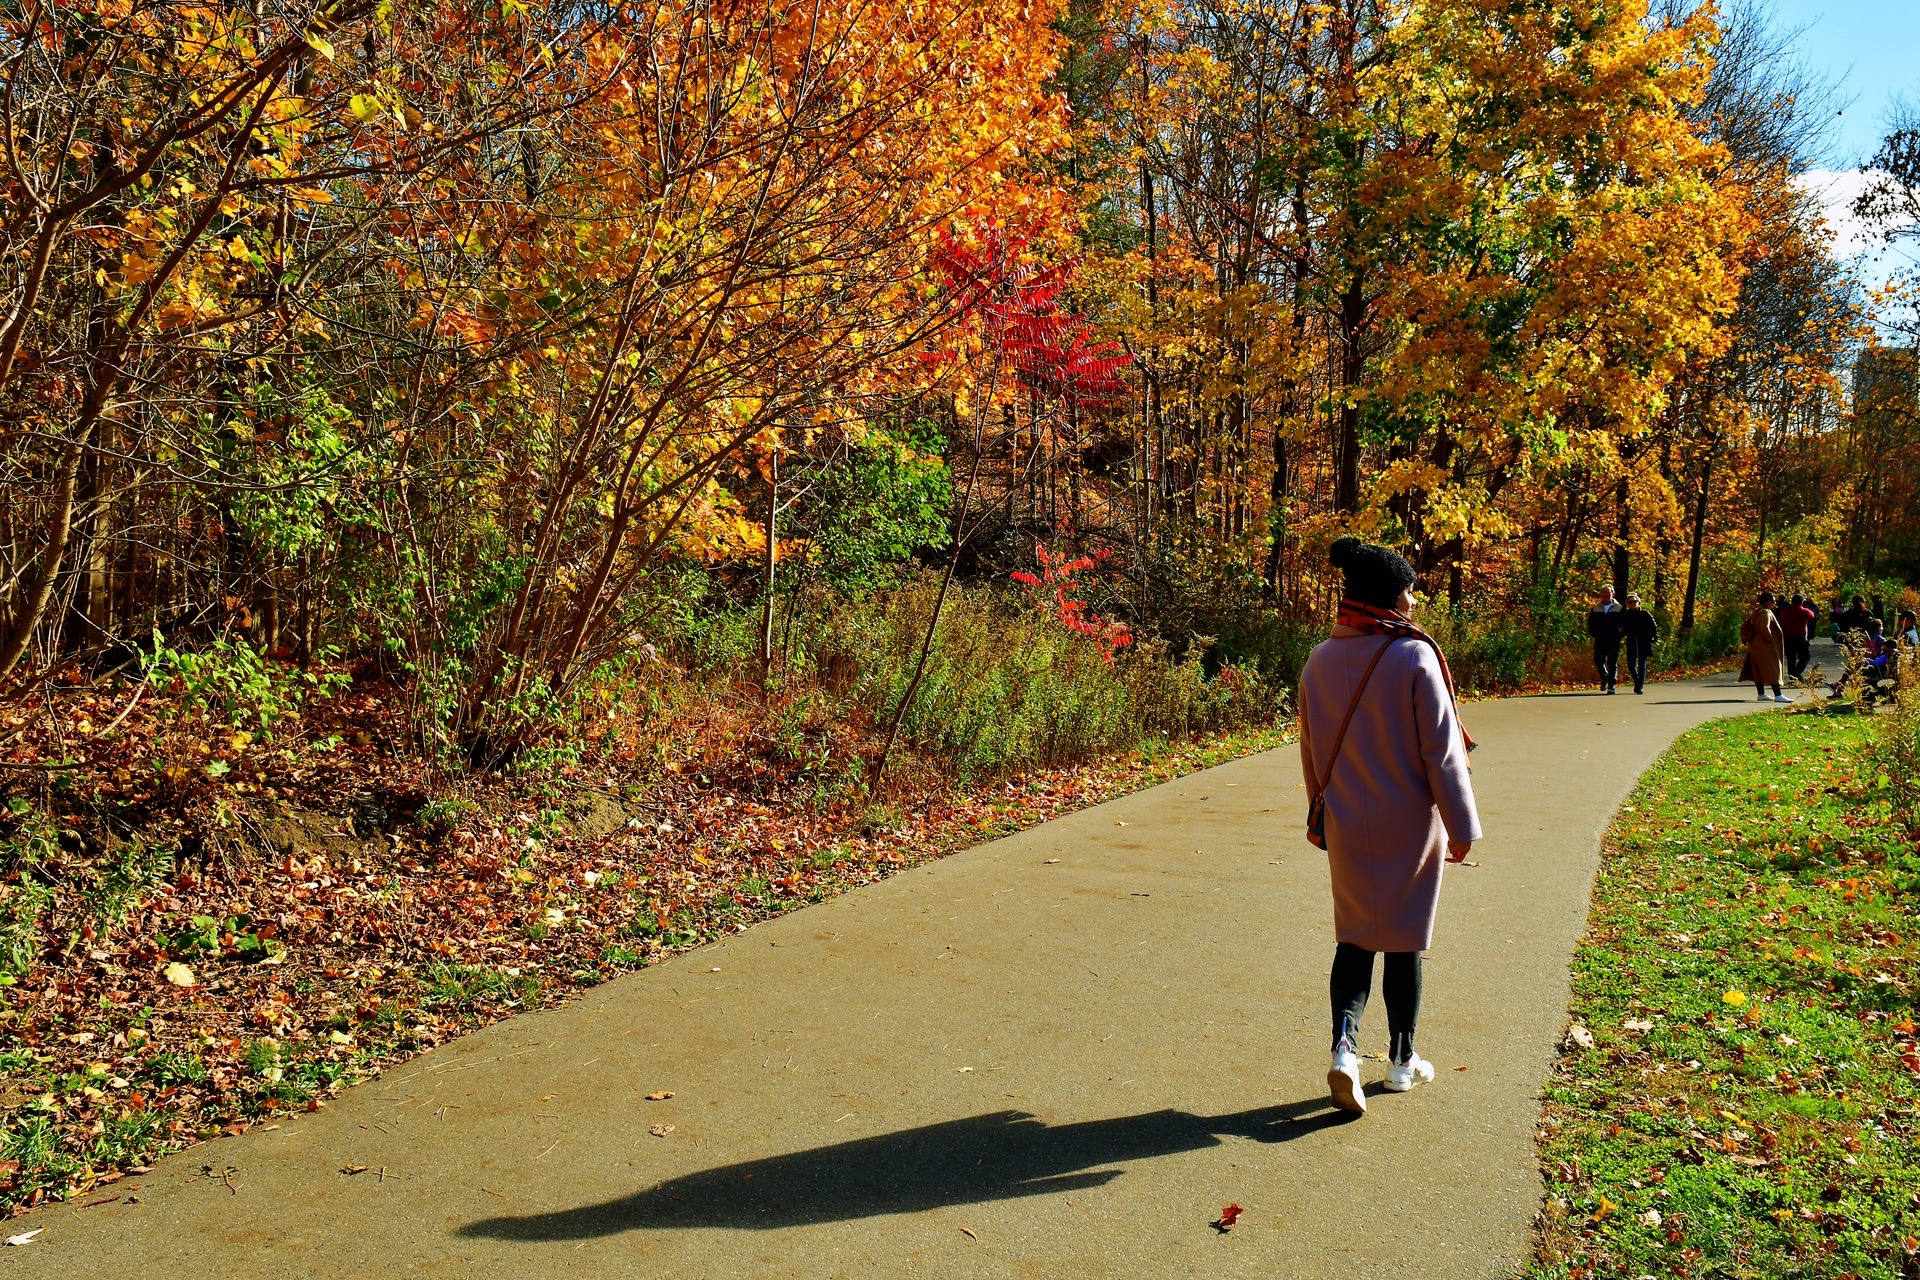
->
<box><xmin>1757</xmin><ymin>590</ymin><xmax>1775</xmax><ymax>604</ymax></box>
<box><xmin>1330</xmin><ymin>536</ymin><xmax>1416</xmax><ymax>609</ymax></box>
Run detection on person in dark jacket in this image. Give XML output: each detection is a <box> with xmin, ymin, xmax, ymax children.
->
<box><xmin>1778</xmin><ymin>593</ymin><xmax>1818</xmax><ymax>680</ymax></box>
<box><xmin>1586</xmin><ymin>586</ymin><xmax>1624</xmax><ymax>693</ymax></box>
<box><xmin>1837</xmin><ymin>596</ymin><xmax>1874</xmax><ymax>636</ymax></box>
<box><xmin>1619</xmin><ymin>593</ymin><xmax>1659</xmax><ymax>694</ymax></box>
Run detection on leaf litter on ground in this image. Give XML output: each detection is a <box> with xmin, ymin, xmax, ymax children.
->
<box><xmin>0</xmin><ymin>670</ymin><xmax>1290</xmax><ymax>1215</ymax></box>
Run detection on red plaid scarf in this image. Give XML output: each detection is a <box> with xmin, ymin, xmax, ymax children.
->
<box><xmin>1335</xmin><ymin>598</ymin><xmax>1476</xmax><ymax>752</ymax></box>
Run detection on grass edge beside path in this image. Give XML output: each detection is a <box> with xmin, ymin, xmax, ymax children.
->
<box><xmin>1527</xmin><ymin>709</ymin><xmax>1920</xmax><ymax>1280</ymax></box>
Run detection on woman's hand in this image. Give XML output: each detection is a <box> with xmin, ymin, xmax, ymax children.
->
<box><xmin>1447</xmin><ymin>841</ymin><xmax>1474</xmax><ymax>863</ymax></box>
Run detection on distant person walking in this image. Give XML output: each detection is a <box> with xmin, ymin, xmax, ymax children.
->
<box><xmin>1778</xmin><ymin>593</ymin><xmax>1818</xmax><ymax>680</ymax></box>
<box><xmin>1619</xmin><ymin>593</ymin><xmax>1658</xmax><ymax>694</ymax></box>
<box><xmin>1740</xmin><ymin>590</ymin><xmax>1788</xmax><ymax>703</ymax></box>
<box><xmin>1298</xmin><ymin>537</ymin><xmax>1481</xmax><ymax>1115</ymax></box>
<box><xmin>1586</xmin><ymin>586</ymin><xmax>1624</xmax><ymax>694</ymax></box>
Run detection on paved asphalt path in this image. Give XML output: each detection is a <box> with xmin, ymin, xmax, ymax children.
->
<box><xmin>14</xmin><ymin>668</ymin><xmax>1791</xmax><ymax>1278</ymax></box>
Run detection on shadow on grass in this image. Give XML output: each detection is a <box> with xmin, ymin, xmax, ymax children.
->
<box><xmin>458</xmin><ymin>1098</ymin><xmax>1355</xmax><ymax>1240</ymax></box>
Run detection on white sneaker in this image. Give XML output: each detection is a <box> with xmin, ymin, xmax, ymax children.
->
<box><xmin>1383</xmin><ymin>1052</ymin><xmax>1435</xmax><ymax>1093</ymax></box>
<box><xmin>1328</xmin><ymin>1050</ymin><xmax>1367</xmax><ymax>1114</ymax></box>
<box><xmin>1773</xmin><ymin>693</ymin><xmax>1791</xmax><ymax>703</ymax></box>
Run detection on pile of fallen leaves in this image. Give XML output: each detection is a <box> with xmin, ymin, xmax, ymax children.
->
<box><xmin>0</xmin><ymin>665</ymin><xmax>1285</xmax><ymax>1214</ymax></box>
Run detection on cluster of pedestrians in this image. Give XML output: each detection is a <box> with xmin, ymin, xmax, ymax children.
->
<box><xmin>1583</xmin><ymin>586</ymin><xmax>1659</xmax><ymax>694</ymax></box>
<box><xmin>1826</xmin><ymin>594</ymin><xmax>1919</xmax><ymax>697</ymax></box>
<box><xmin>1736</xmin><ymin>591</ymin><xmax>1801</xmax><ymax>702</ymax></box>
<box><xmin>1586</xmin><ymin>585</ymin><xmax>1919</xmax><ymax>703</ymax></box>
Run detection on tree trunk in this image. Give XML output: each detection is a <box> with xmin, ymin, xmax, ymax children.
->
<box><xmin>759</xmin><ymin>442</ymin><xmax>779</xmax><ymax>695</ymax></box>
<box><xmin>1612</xmin><ymin>473</ymin><xmax>1630</xmax><ymax>598</ymax></box>
<box><xmin>1337</xmin><ymin>269</ymin><xmax>1365</xmax><ymax>514</ymax></box>
<box><xmin>0</xmin><ymin>421</ymin><xmax>96</xmax><ymax>681</ymax></box>
<box><xmin>1681</xmin><ymin>432</ymin><xmax>1716</xmax><ymax>634</ymax></box>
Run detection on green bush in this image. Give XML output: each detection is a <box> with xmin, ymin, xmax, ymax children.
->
<box><xmin>0</xmin><ymin>878</ymin><xmax>50</xmax><ymax>982</ymax></box>
<box><xmin>1667</xmin><ymin>604</ymin><xmax>1742</xmax><ymax>668</ymax></box>
<box><xmin>810</xmin><ymin>575</ymin><xmax>1281</xmax><ymax>779</ymax></box>
<box><xmin>143</xmin><ymin>633</ymin><xmax>350</xmax><ymax>735</ymax></box>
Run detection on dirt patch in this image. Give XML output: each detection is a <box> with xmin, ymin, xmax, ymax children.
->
<box><xmin>558</xmin><ymin>791</ymin><xmax>635</xmax><ymax>842</ymax></box>
<box><xmin>251</xmin><ymin>804</ymin><xmax>389</xmax><ymax>860</ymax></box>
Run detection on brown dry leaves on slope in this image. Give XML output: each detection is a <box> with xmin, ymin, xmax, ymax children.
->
<box><xmin>0</xmin><ymin>668</ymin><xmax>1283</xmax><ymax>1213</ymax></box>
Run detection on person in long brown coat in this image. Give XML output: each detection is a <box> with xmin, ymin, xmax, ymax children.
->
<box><xmin>1740</xmin><ymin>590</ymin><xmax>1788</xmax><ymax>702</ymax></box>
<box><xmin>1298</xmin><ymin>537</ymin><xmax>1481</xmax><ymax>1114</ymax></box>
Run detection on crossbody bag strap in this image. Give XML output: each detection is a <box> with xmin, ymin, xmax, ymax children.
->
<box><xmin>1310</xmin><ymin>637</ymin><xmax>1396</xmax><ymax>800</ymax></box>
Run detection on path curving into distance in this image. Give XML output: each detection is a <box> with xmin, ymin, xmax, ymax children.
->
<box><xmin>16</xmin><ymin>665</ymin><xmax>1796</xmax><ymax>1279</ymax></box>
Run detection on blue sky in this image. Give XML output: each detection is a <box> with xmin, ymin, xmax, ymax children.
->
<box><xmin>1769</xmin><ymin>0</ymin><xmax>1919</xmax><ymax>165</ymax></box>
<box><xmin>1767</xmin><ymin>1</ymin><xmax>1920</xmax><ymax>291</ymax></box>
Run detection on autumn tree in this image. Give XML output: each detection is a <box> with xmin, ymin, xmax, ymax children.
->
<box><xmin>0</xmin><ymin>0</ymin><xmax>608</xmax><ymax>680</ymax></box>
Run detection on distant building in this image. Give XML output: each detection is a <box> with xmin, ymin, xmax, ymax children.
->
<box><xmin>1853</xmin><ymin>347</ymin><xmax>1918</xmax><ymax>420</ymax></box>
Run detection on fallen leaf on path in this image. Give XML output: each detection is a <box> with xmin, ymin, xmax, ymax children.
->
<box><xmin>4</xmin><ymin>1229</ymin><xmax>43</xmax><ymax>1246</ymax></box>
<box><xmin>1454</xmin><ymin>1065</ymin><xmax>1468</xmax><ymax>1072</ymax></box>
<box><xmin>1218</xmin><ymin>1203</ymin><xmax>1243</xmax><ymax>1228</ymax></box>
<box><xmin>341</xmin><ymin>1165</ymin><xmax>369</xmax><ymax>1175</ymax></box>
<box><xmin>960</xmin><ymin>1226</ymin><xmax>976</xmax><ymax>1239</ymax></box>
<box><xmin>163</xmin><ymin>962</ymin><xmax>196</xmax><ymax>987</ymax></box>
<box><xmin>650</xmin><ymin>1124</ymin><xmax>675</xmax><ymax>1137</ymax></box>
<box><xmin>1043</xmin><ymin>859</ymin><xmax>1060</xmax><ymax>864</ymax></box>
<box><xmin>644</xmin><ymin>1091</ymin><xmax>674</xmax><ymax>1101</ymax></box>
<box><xmin>1462</xmin><ymin>860</ymin><xmax>1480</xmax><ymax>867</ymax></box>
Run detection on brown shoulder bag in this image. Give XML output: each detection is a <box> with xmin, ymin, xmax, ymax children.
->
<box><xmin>1305</xmin><ymin>637</ymin><xmax>1396</xmax><ymax>850</ymax></box>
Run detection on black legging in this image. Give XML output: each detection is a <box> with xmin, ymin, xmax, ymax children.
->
<box><xmin>1331</xmin><ymin>942</ymin><xmax>1422</xmax><ymax>1063</ymax></box>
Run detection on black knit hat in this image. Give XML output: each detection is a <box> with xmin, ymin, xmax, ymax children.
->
<box><xmin>1330</xmin><ymin>536</ymin><xmax>1416</xmax><ymax>609</ymax></box>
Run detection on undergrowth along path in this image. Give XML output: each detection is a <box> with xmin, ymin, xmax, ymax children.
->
<box><xmin>11</xmin><ymin>669</ymin><xmax>1781</xmax><ymax>1278</ymax></box>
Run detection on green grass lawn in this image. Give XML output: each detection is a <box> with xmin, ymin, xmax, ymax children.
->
<box><xmin>1529</xmin><ymin>710</ymin><xmax>1920</xmax><ymax>1280</ymax></box>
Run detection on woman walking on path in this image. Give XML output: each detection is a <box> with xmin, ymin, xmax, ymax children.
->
<box><xmin>1741</xmin><ymin>590</ymin><xmax>1788</xmax><ymax>702</ymax></box>
<box><xmin>1297</xmin><ymin>537</ymin><xmax>1481</xmax><ymax>1115</ymax></box>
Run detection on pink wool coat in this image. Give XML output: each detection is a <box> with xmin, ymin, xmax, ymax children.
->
<box><xmin>1297</xmin><ymin>628</ymin><xmax>1483</xmax><ymax>952</ymax></box>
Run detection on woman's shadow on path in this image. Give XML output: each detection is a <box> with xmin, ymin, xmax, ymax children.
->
<box><xmin>458</xmin><ymin>1096</ymin><xmax>1358</xmax><ymax>1242</ymax></box>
